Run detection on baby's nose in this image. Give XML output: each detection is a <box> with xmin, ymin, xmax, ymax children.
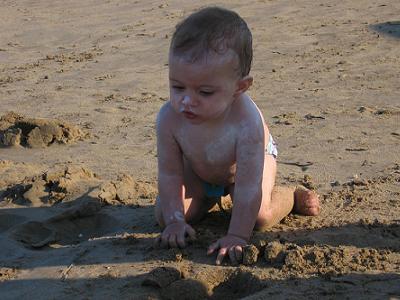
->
<box><xmin>182</xmin><ymin>95</ymin><xmax>191</xmax><ymax>105</ymax></box>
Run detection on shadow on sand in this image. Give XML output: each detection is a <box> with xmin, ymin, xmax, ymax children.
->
<box><xmin>0</xmin><ymin>270</ymin><xmax>399</xmax><ymax>299</ymax></box>
<box><xmin>370</xmin><ymin>21</ymin><xmax>400</xmax><ymax>39</ymax></box>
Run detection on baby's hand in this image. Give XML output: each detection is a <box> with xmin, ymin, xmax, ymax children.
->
<box><xmin>155</xmin><ymin>221</ymin><xmax>196</xmax><ymax>249</ymax></box>
<box><xmin>207</xmin><ymin>234</ymin><xmax>247</xmax><ymax>265</ymax></box>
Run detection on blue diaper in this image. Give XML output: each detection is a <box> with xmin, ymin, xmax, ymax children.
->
<box><xmin>203</xmin><ymin>134</ymin><xmax>277</xmax><ymax>197</ymax></box>
<box><xmin>203</xmin><ymin>182</ymin><xmax>229</xmax><ymax>197</ymax></box>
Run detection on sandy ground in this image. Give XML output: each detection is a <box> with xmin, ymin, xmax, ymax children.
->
<box><xmin>0</xmin><ymin>0</ymin><xmax>399</xmax><ymax>299</ymax></box>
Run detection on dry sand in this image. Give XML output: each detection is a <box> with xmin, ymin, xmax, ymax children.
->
<box><xmin>0</xmin><ymin>0</ymin><xmax>399</xmax><ymax>299</ymax></box>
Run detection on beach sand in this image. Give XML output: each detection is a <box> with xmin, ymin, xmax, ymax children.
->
<box><xmin>0</xmin><ymin>0</ymin><xmax>399</xmax><ymax>298</ymax></box>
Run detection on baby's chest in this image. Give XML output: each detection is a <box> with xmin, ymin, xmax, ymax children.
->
<box><xmin>178</xmin><ymin>131</ymin><xmax>237</xmax><ymax>166</ymax></box>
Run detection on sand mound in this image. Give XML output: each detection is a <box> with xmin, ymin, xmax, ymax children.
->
<box><xmin>142</xmin><ymin>266</ymin><xmax>182</xmax><ymax>288</ymax></box>
<box><xmin>142</xmin><ymin>266</ymin><xmax>265</xmax><ymax>300</ymax></box>
<box><xmin>94</xmin><ymin>174</ymin><xmax>157</xmax><ymax>206</ymax></box>
<box><xmin>163</xmin><ymin>279</ymin><xmax>209</xmax><ymax>300</ymax></box>
<box><xmin>0</xmin><ymin>160</ymin><xmax>46</xmax><ymax>190</ymax></box>
<box><xmin>0</xmin><ymin>112</ymin><xmax>88</xmax><ymax>148</ymax></box>
<box><xmin>244</xmin><ymin>239</ymin><xmax>396</xmax><ymax>276</ymax></box>
<box><xmin>1</xmin><ymin>165</ymin><xmax>100</xmax><ymax>207</ymax></box>
<box><xmin>1</xmin><ymin>163</ymin><xmax>157</xmax><ymax>208</ymax></box>
<box><xmin>282</xmin><ymin>244</ymin><xmax>394</xmax><ymax>276</ymax></box>
<box><xmin>210</xmin><ymin>269</ymin><xmax>265</xmax><ymax>300</ymax></box>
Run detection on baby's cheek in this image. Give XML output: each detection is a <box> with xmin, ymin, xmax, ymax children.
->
<box><xmin>169</xmin><ymin>97</ymin><xmax>181</xmax><ymax>112</ymax></box>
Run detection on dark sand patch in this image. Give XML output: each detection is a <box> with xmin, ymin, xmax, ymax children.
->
<box><xmin>0</xmin><ymin>212</ymin><xmax>27</xmax><ymax>233</ymax></box>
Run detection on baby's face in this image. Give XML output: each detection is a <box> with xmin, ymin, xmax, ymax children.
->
<box><xmin>168</xmin><ymin>50</ymin><xmax>241</xmax><ymax>124</ymax></box>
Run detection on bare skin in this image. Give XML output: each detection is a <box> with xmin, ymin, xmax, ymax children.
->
<box><xmin>155</xmin><ymin>50</ymin><xmax>320</xmax><ymax>265</ymax></box>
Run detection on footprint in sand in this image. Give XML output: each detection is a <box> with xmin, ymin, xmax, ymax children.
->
<box><xmin>10</xmin><ymin>198</ymin><xmax>119</xmax><ymax>248</ymax></box>
<box><xmin>0</xmin><ymin>213</ymin><xmax>27</xmax><ymax>233</ymax></box>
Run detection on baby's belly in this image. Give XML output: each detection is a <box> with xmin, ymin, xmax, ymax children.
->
<box><xmin>191</xmin><ymin>160</ymin><xmax>236</xmax><ymax>186</ymax></box>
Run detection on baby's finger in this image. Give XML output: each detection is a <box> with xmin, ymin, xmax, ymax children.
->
<box><xmin>186</xmin><ymin>225</ymin><xmax>196</xmax><ymax>241</ymax></box>
<box><xmin>228</xmin><ymin>247</ymin><xmax>238</xmax><ymax>265</ymax></box>
<box><xmin>177</xmin><ymin>234</ymin><xmax>186</xmax><ymax>249</ymax></box>
<box><xmin>216</xmin><ymin>247</ymin><xmax>228</xmax><ymax>265</ymax></box>
<box><xmin>234</xmin><ymin>246</ymin><xmax>243</xmax><ymax>262</ymax></box>
<box><xmin>207</xmin><ymin>241</ymin><xmax>219</xmax><ymax>255</ymax></box>
<box><xmin>154</xmin><ymin>236</ymin><xmax>161</xmax><ymax>248</ymax></box>
<box><xmin>160</xmin><ymin>233</ymin><xmax>170</xmax><ymax>248</ymax></box>
<box><xmin>168</xmin><ymin>234</ymin><xmax>178</xmax><ymax>248</ymax></box>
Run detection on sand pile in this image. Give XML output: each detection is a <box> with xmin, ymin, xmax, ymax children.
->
<box><xmin>1</xmin><ymin>162</ymin><xmax>157</xmax><ymax>208</ymax></box>
<box><xmin>0</xmin><ymin>112</ymin><xmax>88</xmax><ymax>147</ymax></box>
<box><xmin>94</xmin><ymin>174</ymin><xmax>157</xmax><ymax>206</ymax></box>
<box><xmin>142</xmin><ymin>266</ymin><xmax>265</xmax><ymax>300</ymax></box>
<box><xmin>1</xmin><ymin>165</ymin><xmax>99</xmax><ymax>207</ymax></box>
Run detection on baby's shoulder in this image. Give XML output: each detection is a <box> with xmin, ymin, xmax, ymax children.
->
<box><xmin>232</xmin><ymin>95</ymin><xmax>265</xmax><ymax>127</ymax></box>
<box><xmin>157</xmin><ymin>101</ymin><xmax>173</xmax><ymax>117</ymax></box>
<box><xmin>230</xmin><ymin>96</ymin><xmax>267</xmax><ymax>143</ymax></box>
<box><xmin>157</xmin><ymin>101</ymin><xmax>177</xmax><ymax>122</ymax></box>
<box><xmin>156</xmin><ymin>102</ymin><xmax>180</xmax><ymax>131</ymax></box>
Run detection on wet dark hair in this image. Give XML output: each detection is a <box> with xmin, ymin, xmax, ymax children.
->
<box><xmin>170</xmin><ymin>6</ymin><xmax>253</xmax><ymax>77</ymax></box>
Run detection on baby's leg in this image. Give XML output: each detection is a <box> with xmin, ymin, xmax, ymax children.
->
<box><xmin>255</xmin><ymin>155</ymin><xmax>294</xmax><ymax>229</ymax></box>
<box><xmin>255</xmin><ymin>155</ymin><xmax>320</xmax><ymax>230</ymax></box>
<box><xmin>155</xmin><ymin>160</ymin><xmax>217</xmax><ymax>228</ymax></box>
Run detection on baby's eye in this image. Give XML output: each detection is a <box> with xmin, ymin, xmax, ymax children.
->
<box><xmin>172</xmin><ymin>86</ymin><xmax>184</xmax><ymax>91</ymax></box>
<box><xmin>199</xmin><ymin>90</ymin><xmax>214</xmax><ymax>96</ymax></box>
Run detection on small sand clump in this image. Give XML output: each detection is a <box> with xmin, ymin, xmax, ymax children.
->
<box><xmin>264</xmin><ymin>241</ymin><xmax>287</xmax><ymax>264</ymax></box>
<box><xmin>242</xmin><ymin>244</ymin><xmax>260</xmax><ymax>265</ymax></box>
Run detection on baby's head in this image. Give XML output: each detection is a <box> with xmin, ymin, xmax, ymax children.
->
<box><xmin>168</xmin><ymin>7</ymin><xmax>253</xmax><ymax>124</ymax></box>
<box><xmin>170</xmin><ymin>6</ymin><xmax>253</xmax><ymax>78</ymax></box>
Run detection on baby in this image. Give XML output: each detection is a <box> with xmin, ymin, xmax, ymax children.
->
<box><xmin>155</xmin><ymin>6</ymin><xmax>319</xmax><ymax>265</ymax></box>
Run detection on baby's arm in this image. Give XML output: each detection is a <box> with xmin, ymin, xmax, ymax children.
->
<box><xmin>208</xmin><ymin>119</ymin><xmax>265</xmax><ymax>264</ymax></box>
<box><xmin>228</xmin><ymin>123</ymin><xmax>265</xmax><ymax>239</ymax></box>
<box><xmin>156</xmin><ymin>103</ymin><xmax>195</xmax><ymax>248</ymax></box>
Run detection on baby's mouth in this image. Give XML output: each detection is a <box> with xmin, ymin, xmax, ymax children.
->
<box><xmin>182</xmin><ymin>110</ymin><xmax>196</xmax><ymax>119</ymax></box>
<box><xmin>180</xmin><ymin>107</ymin><xmax>197</xmax><ymax>119</ymax></box>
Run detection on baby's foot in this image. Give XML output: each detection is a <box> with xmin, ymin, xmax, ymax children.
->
<box><xmin>293</xmin><ymin>186</ymin><xmax>320</xmax><ymax>216</ymax></box>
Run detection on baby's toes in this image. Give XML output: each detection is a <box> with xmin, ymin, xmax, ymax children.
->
<box><xmin>294</xmin><ymin>187</ymin><xmax>320</xmax><ymax>216</ymax></box>
<box><xmin>306</xmin><ymin>204</ymin><xmax>320</xmax><ymax>216</ymax></box>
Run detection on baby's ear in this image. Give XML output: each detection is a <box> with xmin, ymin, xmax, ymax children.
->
<box><xmin>234</xmin><ymin>75</ymin><xmax>253</xmax><ymax>97</ymax></box>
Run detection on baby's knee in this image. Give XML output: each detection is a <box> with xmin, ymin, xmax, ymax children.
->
<box><xmin>255</xmin><ymin>209</ymin><xmax>275</xmax><ymax>231</ymax></box>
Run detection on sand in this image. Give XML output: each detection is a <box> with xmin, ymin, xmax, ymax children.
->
<box><xmin>0</xmin><ymin>0</ymin><xmax>399</xmax><ymax>299</ymax></box>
